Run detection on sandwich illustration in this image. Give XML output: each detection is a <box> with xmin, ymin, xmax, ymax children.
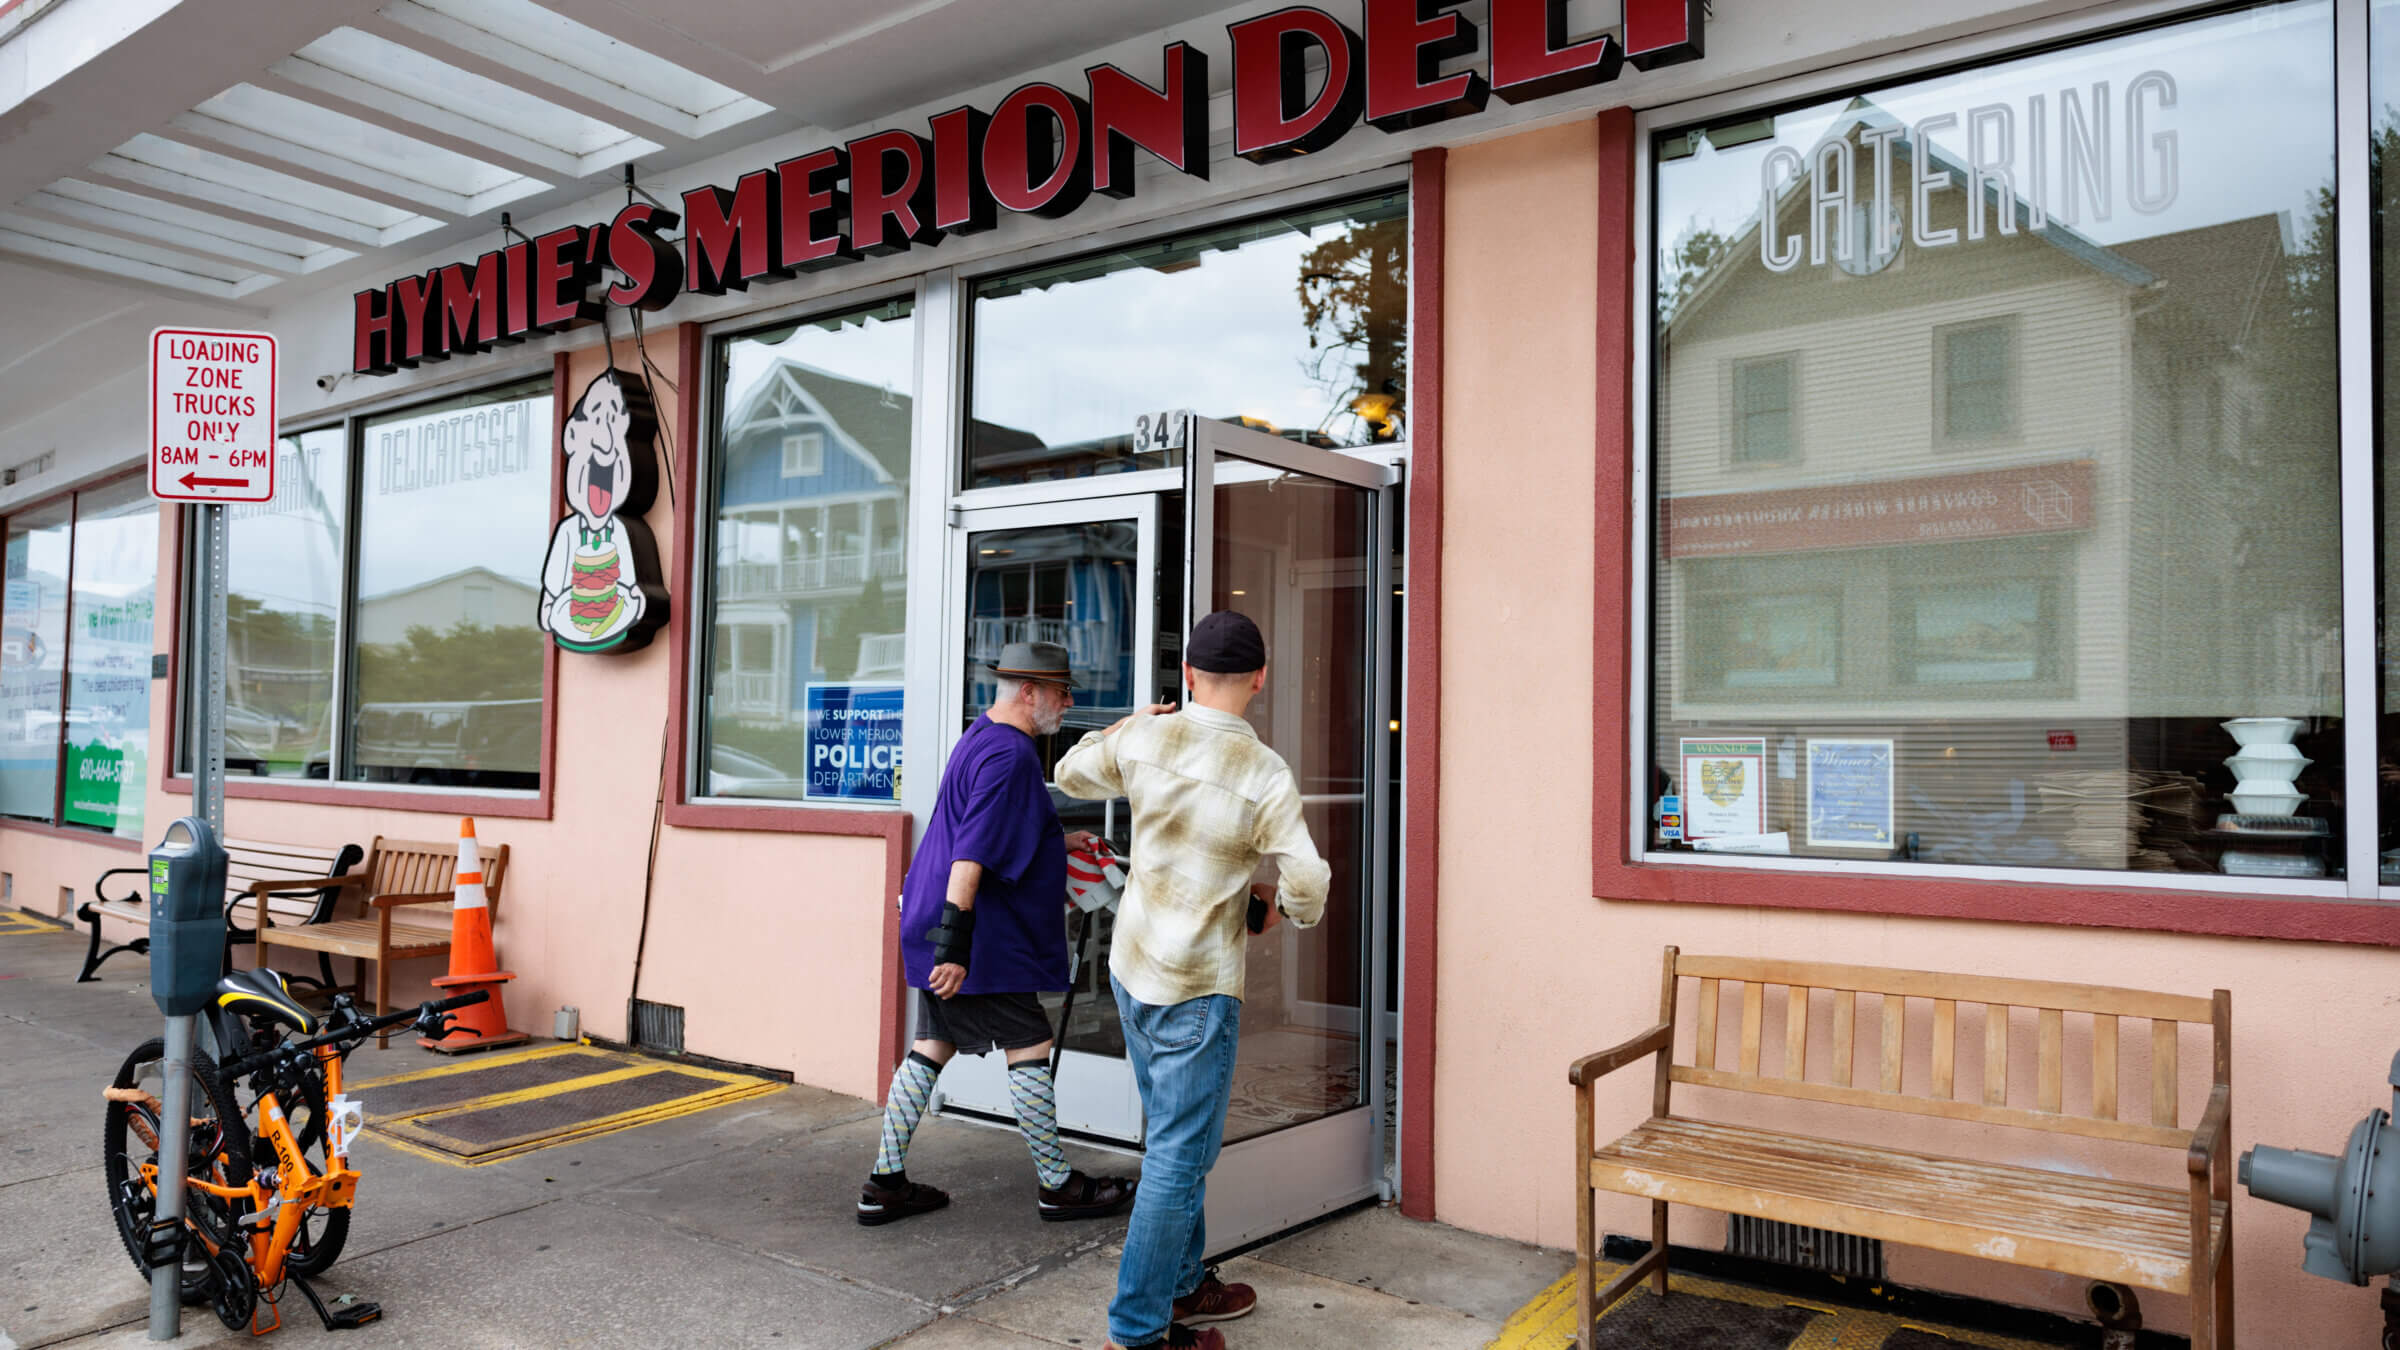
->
<box><xmin>539</xmin><ymin>369</ymin><xmax>669</xmax><ymax>654</ymax></box>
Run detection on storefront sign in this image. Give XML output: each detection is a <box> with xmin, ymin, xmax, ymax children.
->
<box><xmin>150</xmin><ymin>329</ymin><xmax>276</xmax><ymax>503</ymax></box>
<box><xmin>1680</xmin><ymin>736</ymin><xmax>1765</xmax><ymax>839</ymax></box>
<box><xmin>1805</xmin><ymin>738</ymin><xmax>1893</xmax><ymax>849</ymax></box>
<box><xmin>805</xmin><ymin>683</ymin><xmax>905</xmax><ymax>802</ymax></box>
<box><xmin>538</xmin><ymin>369</ymin><xmax>669</xmax><ymax>654</ymax></box>
<box><xmin>1663</xmin><ymin>459</ymin><xmax>2094</xmax><ymax>559</ymax></box>
<box><xmin>354</xmin><ymin>0</ymin><xmax>1704</xmax><ymax>375</ymax></box>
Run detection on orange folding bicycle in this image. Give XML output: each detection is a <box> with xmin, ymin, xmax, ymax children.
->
<box><xmin>103</xmin><ymin>968</ymin><xmax>486</xmax><ymax>1334</ymax></box>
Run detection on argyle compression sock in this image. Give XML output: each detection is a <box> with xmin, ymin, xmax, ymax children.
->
<box><xmin>1008</xmin><ymin>1061</ymin><xmax>1073</xmax><ymax>1190</ymax></box>
<box><xmin>872</xmin><ymin>1051</ymin><xmax>942</xmax><ymax>1180</ymax></box>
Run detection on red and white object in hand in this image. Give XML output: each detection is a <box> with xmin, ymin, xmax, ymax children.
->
<box><xmin>1065</xmin><ymin>839</ymin><xmax>1126</xmax><ymax>914</ymax></box>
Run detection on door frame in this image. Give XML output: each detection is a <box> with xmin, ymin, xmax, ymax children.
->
<box><xmin>927</xmin><ymin>491</ymin><xmax>1158</xmax><ymax>1139</ymax></box>
<box><xmin>1185</xmin><ymin>416</ymin><xmax>1402</xmax><ymax>1249</ymax></box>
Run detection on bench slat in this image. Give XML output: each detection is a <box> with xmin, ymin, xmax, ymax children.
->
<box><xmin>1694</xmin><ymin>978</ymin><xmax>1718</xmax><ymax>1071</ymax></box>
<box><xmin>2154</xmin><ymin>1021</ymin><xmax>2179</xmax><ymax>1128</ymax></box>
<box><xmin>1784</xmin><ymin>987</ymin><xmax>1808</xmax><ymax>1082</ymax></box>
<box><xmin>1675</xmin><ymin>956</ymin><xmax>2216</xmax><ymax>1024</ymax></box>
<box><xmin>1932</xmin><ymin>1000</ymin><xmax>1956</xmax><ymax>1099</ymax></box>
<box><xmin>2095</xmin><ymin>1014</ymin><xmax>2120</xmax><ymax>1120</ymax></box>
<box><xmin>1591</xmin><ymin>1116</ymin><xmax>2220</xmax><ymax>1292</ymax></box>
<box><xmin>1880</xmin><ymin>994</ymin><xmax>1903</xmax><ymax>1093</ymax></box>
<box><xmin>1985</xmin><ymin>1006</ymin><xmax>2009</xmax><ymax>1107</ymax></box>
<box><xmin>1738</xmin><ymin>982</ymin><xmax>1763</xmax><ymax>1076</ymax></box>
<box><xmin>2039</xmin><ymin>1009</ymin><xmax>2065</xmax><ymax>1113</ymax></box>
<box><xmin>1831</xmin><ymin>992</ymin><xmax>1855</xmax><ymax>1086</ymax></box>
<box><xmin>1669</xmin><ymin>1064</ymin><xmax>2191</xmax><ymax>1149</ymax></box>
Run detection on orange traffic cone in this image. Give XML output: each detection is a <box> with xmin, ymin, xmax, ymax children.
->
<box><xmin>422</xmin><ymin>817</ymin><xmax>528</xmax><ymax>1054</ymax></box>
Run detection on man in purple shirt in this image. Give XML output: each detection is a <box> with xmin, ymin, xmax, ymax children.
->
<box><xmin>857</xmin><ymin>641</ymin><xmax>1137</xmax><ymax>1227</ymax></box>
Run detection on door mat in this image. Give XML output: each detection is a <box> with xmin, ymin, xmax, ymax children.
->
<box><xmin>1493</xmin><ymin>1263</ymin><xmax>2079</xmax><ymax>1350</ymax></box>
<box><xmin>348</xmin><ymin>1043</ymin><xmax>780</xmax><ymax>1164</ymax></box>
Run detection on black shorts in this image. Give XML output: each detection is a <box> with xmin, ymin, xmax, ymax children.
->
<box><xmin>915</xmin><ymin>990</ymin><xmax>1055</xmax><ymax>1056</ymax></box>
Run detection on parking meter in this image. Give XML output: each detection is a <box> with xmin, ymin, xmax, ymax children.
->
<box><xmin>142</xmin><ymin>815</ymin><xmax>225</xmax><ymax>1339</ymax></box>
<box><xmin>146</xmin><ymin>816</ymin><xmax>227</xmax><ymax>1015</ymax></box>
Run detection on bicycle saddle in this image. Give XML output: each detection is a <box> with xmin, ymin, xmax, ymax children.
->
<box><xmin>214</xmin><ymin>968</ymin><xmax>315</xmax><ymax>1033</ymax></box>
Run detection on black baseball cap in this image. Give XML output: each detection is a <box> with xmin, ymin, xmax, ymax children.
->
<box><xmin>1186</xmin><ymin>611</ymin><xmax>1266</xmax><ymax>674</ymax></box>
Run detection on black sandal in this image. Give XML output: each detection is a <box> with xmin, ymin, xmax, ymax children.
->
<box><xmin>857</xmin><ymin>1174</ymin><xmax>950</xmax><ymax>1226</ymax></box>
<box><xmin>1036</xmin><ymin>1169</ymin><xmax>1136</xmax><ymax>1221</ymax></box>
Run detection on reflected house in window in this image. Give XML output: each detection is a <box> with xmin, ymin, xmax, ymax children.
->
<box><xmin>1655</xmin><ymin>97</ymin><xmax>2341</xmax><ymax>870</ymax></box>
<box><xmin>349</xmin><ymin>565</ymin><xmax>543</xmax><ymax>784</ymax></box>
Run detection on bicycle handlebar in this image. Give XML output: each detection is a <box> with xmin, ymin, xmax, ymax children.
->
<box><xmin>227</xmin><ymin>990</ymin><xmax>491</xmax><ymax>1077</ymax></box>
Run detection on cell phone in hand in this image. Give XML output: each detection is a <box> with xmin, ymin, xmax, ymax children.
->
<box><xmin>1246</xmin><ymin>893</ymin><xmax>1269</xmax><ymax>934</ymax></box>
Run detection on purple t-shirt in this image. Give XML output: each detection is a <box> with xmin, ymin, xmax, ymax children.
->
<box><xmin>899</xmin><ymin>715</ymin><xmax>1069</xmax><ymax>995</ymax></box>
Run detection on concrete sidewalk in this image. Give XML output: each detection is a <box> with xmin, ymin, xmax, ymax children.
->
<box><xmin>1</xmin><ymin>915</ymin><xmax>1567</xmax><ymax>1349</ymax></box>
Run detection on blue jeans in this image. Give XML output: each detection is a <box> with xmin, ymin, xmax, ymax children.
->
<box><xmin>1109</xmin><ymin>976</ymin><xmax>1241</xmax><ymax>1347</ymax></box>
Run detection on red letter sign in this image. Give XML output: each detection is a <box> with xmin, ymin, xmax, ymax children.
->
<box><xmin>1230</xmin><ymin>7</ymin><xmax>1365</xmax><ymax>164</ymax></box>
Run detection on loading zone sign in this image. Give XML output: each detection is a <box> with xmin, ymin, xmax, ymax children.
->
<box><xmin>151</xmin><ymin>328</ymin><xmax>276</xmax><ymax>503</ymax></box>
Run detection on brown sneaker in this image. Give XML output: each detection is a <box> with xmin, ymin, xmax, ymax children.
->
<box><xmin>855</xmin><ymin>1174</ymin><xmax>948</xmax><ymax>1226</ymax></box>
<box><xmin>1037</xmin><ymin>1168</ymin><xmax>1136</xmax><ymax>1222</ymax></box>
<box><xmin>1105</xmin><ymin>1325</ymin><xmax>1225</xmax><ymax>1350</ymax></box>
<box><xmin>1171</xmin><ymin>1266</ymin><xmax>1256</xmax><ymax>1324</ymax></box>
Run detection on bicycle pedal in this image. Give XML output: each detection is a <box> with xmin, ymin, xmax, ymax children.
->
<box><xmin>293</xmin><ymin>1276</ymin><xmax>381</xmax><ymax>1331</ymax></box>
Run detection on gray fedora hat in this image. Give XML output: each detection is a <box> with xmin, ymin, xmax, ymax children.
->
<box><xmin>979</xmin><ymin>640</ymin><xmax>1082</xmax><ymax>688</ymax></box>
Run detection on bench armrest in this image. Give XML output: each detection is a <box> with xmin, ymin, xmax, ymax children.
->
<box><xmin>242</xmin><ymin>873</ymin><xmax>366</xmax><ymax>899</ymax></box>
<box><xmin>91</xmin><ymin>866</ymin><xmax>148</xmax><ymax>909</ymax></box>
<box><xmin>1570</xmin><ymin>1022</ymin><xmax>1672</xmax><ymax>1090</ymax></box>
<box><xmin>2188</xmin><ymin>1083</ymin><xmax>2232</xmax><ymax>1177</ymax></box>
<box><xmin>370</xmin><ymin>890</ymin><xmax>455</xmax><ymax>910</ymax></box>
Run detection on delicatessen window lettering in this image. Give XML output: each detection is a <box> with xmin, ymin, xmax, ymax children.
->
<box><xmin>1648</xmin><ymin>1</ymin><xmax>2345</xmax><ymax>880</ymax></box>
<box><xmin>181</xmin><ymin>378</ymin><xmax>553</xmax><ymax>792</ymax></box>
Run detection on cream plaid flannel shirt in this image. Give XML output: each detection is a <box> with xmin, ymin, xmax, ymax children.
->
<box><xmin>1055</xmin><ymin>704</ymin><xmax>1331</xmax><ymax>1007</ymax></box>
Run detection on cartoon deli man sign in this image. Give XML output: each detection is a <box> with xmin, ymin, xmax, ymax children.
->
<box><xmin>350</xmin><ymin>0</ymin><xmax>1703</xmax><ymax>374</ymax></box>
<box><xmin>539</xmin><ymin>369</ymin><xmax>669</xmax><ymax>654</ymax></box>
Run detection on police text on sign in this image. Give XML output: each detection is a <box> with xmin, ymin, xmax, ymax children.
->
<box><xmin>150</xmin><ymin>329</ymin><xmax>277</xmax><ymax>504</ymax></box>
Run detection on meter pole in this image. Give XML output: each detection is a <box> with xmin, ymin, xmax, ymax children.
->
<box><xmin>151</xmin><ymin>503</ymin><xmax>226</xmax><ymax>1339</ymax></box>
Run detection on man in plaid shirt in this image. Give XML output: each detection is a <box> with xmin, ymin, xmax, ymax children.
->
<box><xmin>1056</xmin><ymin>611</ymin><xmax>1331</xmax><ymax>1350</ymax></box>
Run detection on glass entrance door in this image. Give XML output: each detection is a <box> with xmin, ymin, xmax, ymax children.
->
<box><xmin>931</xmin><ymin>494</ymin><xmax>1160</xmax><ymax>1139</ymax></box>
<box><xmin>1187</xmin><ymin>417</ymin><xmax>1397</xmax><ymax>1252</ymax></box>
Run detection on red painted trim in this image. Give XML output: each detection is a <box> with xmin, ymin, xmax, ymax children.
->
<box><xmin>0</xmin><ymin>819</ymin><xmax>144</xmax><ymax>853</ymax></box>
<box><xmin>162</xmin><ymin>775</ymin><xmax>551</xmax><ymax>819</ymax></box>
<box><xmin>1586</xmin><ymin>108</ymin><xmax>2400</xmax><ymax>947</ymax></box>
<box><xmin>653</xmin><ymin>320</ymin><xmax>915</xmax><ymax>1101</ymax></box>
<box><xmin>1399</xmin><ymin>145</ymin><xmax>1445</xmax><ymax>1223</ymax></box>
<box><xmin>159</xmin><ymin>503</ymin><xmax>185</xmax><ymax>794</ymax></box>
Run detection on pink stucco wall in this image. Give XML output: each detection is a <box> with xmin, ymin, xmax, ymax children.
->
<box><xmin>1437</xmin><ymin>115</ymin><xmax>2397</xmax><ymax>1343</ymax></box>
<box><xmin>10</xmin><ymin>337</ymin><xmax>892</xmax><ymax>1102</ymax></box>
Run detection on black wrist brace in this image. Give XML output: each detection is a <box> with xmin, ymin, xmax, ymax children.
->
<box><xmin>928</xmin><ymin>902</ymin><xmax>976</xmax><ymax>970</ymax></box>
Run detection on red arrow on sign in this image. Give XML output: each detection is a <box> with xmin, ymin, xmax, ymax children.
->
<box><xmin>178</xmin><ymin>472</ymin><xmax>251</xmax><ymax>490</ymax></box>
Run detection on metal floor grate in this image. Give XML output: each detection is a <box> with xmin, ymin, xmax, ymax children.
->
<box><xmin>350</xmin><ymin>1047</ymin><xmax>619</xmax><ymax>1118</ymax></box>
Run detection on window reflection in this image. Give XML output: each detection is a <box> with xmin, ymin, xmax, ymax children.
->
<box><xmin>63</xmin><ymin>482</ymin><xmax>157</xmax><ymax>839</ymax></box>
<box><xmin>967</xmin><ymin>192</ymin><xmax>1408</xmax><ymax>488</ymax></box>
<box><xmin>1653</xmin><ymin>2</ymin><xmax>2342</xmax><ymax>876</ymax></box>
<box><xmin>350</xmin><ymin>380</ymin><xmax>550</xmax><ymax>789</ymax></box>
<box><xmin>217</xmin><ymin>427</ymin><xmax>344</xmax><ymax>779</ymax></box>
<box><xmin>1</xmin><ymin>502</ymin><xmax>71</xmax><ymax>820</ymax></box>
<box><xmin>704</xmin><ymin>300</ymin><xmax>915</xmax><ymax>801</ymax></box>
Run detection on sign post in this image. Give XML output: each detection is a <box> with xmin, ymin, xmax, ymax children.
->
<box><xmin>146</xmin><ymin>327</ymin><xmax>274</xmax><ymax>1339</ymax></box>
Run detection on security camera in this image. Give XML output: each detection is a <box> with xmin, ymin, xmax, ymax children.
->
<box><xmin>315</xmin><ymin>374</ymin><xmax>339</xmax><ymax>392</ymax></box>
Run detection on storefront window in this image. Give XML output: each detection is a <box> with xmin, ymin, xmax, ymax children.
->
<box><xmin>702</xmin><ymin>299</ymin><xmax>915</xmax><ymax>801</ymax></box>
<box><xmin>62</xmin><ymin>482</ymin><xmax>157</xmax><ymax>839</ymax></box>
<box><xmin>349</xmin><ymin>380</ymin><xmax>550</xmax><ymax>789</ymax></box>
<box><xmin>965</xmin><ymin>191</ymin><xmax>1407</xmax><ymax>488</ymax></box>
<box><xmin>223</xmin><ymin>427</ymin><xmax>344</xmax><ymax>778</ymax></box>
<box><xmin>1</xmin><ymin>502</ymin><xmax>71</xmax><ymax>822</ymax></box>
<box><xmin>1650</xmin><ymin>1</ymin><xmax>2343</xmax><ymax>876</ymax></box>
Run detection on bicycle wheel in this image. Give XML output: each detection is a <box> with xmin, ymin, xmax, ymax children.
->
<box><xmin>102</xmin><ymin>1038</ymin><xmax>250</xmax><ymax>1302</ymax></box>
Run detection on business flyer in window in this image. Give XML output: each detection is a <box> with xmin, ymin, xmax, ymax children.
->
<box><xmin>1806</xmin><ymin>738</ymin><xmax>1895</xmax><ymax>850</ymax></box>
<box><xmin>804</xmin><ymin>682</ymin><xmax>904</xmax><ymax>802</ymax></box>
<box><xmin>1679</xmin><ymin>737</ymin><xmax>1766</xmax><ymax>839</ymax></box>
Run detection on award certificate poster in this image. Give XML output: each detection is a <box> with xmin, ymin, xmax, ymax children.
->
<box><xmin>1680</xmin><ymin>737</ymin><xmax>1766</xmax><ymax>839</ymax></box>
<box><xmin>1806</xmin><ymin>738</ymin><xmax>1895</xmax><ymax>849</ymax></box>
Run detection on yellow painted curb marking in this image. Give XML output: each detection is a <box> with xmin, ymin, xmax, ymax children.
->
<box><xmin>1489</xmin><ymin>1261</ymin><xmax>2068</xmax><ymax>1350</ymax></box>
<box><xmin>0</xmin><ymin>909</ymin><xmax>65</xmax><ymax>935</ymax></box>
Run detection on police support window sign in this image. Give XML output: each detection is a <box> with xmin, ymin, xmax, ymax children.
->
<box><xmin>151</xmin><ymin>329</ymin><xmax>276</xmax><ymax>503</ymax></box>
<box><xmin>805</xmin><ymin>683</ymin><xmax>903</xmax><ymax>801</ymax></box>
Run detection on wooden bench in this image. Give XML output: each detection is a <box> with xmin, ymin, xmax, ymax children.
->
<box><xmin>1572</xmin><ymin>948</ymin><xmax>2232</xmax><ymax>1349</ymax></box>
<box><xmin>256</xmin><ymin>835</ymin><xmax>508</xmax><ymax>1046</ymax></box>
<box><xmin>77</xmin><ymin>838</ymin><xmax>366</xmax><ymax>986</ymax></box>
